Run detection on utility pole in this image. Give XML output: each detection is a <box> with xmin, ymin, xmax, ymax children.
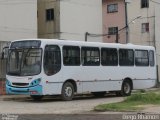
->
<box><xmin>116</xmin><ymin>30</ymin><xmax>119</xmax><ymax>43</ymax></box>
<box><xmin>125</xmin><ymin>1</ymin><xmax>129</xmax><ymax>43</ymax></box>
<box><xmin>85</xmin><ymin>32</ymin><xmax>89</xmax><ymax>42</ymax></box>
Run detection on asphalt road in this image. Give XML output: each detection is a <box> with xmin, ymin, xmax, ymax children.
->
<box><xmin>0</xmin><ymin>114</ymin><xmax>123</xmax><ymax>120</ymax></box>
<box><xmin>0</xmin><ymin>94</ymin><xmax>124</xmax><ymax>114</ymax></box>
<box><xmin>0</xmin><ymin>94</ymin><xmax>160</xmax><ymax>120</ymax></box>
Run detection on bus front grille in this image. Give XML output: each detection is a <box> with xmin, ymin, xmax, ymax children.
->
<box><xmin>12</xmin><ymin>83</ymin><xmax>29</xmax><ymax>87</ymax></box>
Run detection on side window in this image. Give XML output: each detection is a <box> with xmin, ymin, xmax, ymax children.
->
<box><xmin>119</xmin><ymin>49</ymin><xmax>134</xmax><ymax>66</ymax></box>
<box><xmin>149</xmin><ymin>50</ymin><xmax>155</xmax><ymax>66</ymax></box>
<box><xmin>81</xmin><ymin>47</ymin><xmax>100</xmax><ymax>66</ymax></box>
<box><xmin>44</xmin><ymin>45</ymin><xmax>61</xmax><ymax>76</ymax></box>
<box><xmin>46</xmin><ymin>8</ymin><xmax>54</xmax><ymax>21</ymax></box>
<box><xmin>107</xmin><ymin>4</ymin><xmax>118</xmax><ymax>13</ymax></box>
<box><xmin>101</xmin><ymin>48</ymin><xmax>118</xmax><ymax>66</ymax></box>
<box><xmin>63</xmin><ymin>46</ymin><xmax>80</xmax><ymax>66</ymax></box>
<box><xmin>135</xmin><ymin>50</ymin><xmax>149</xmax><ymax>66</ymax></box>
<box><xmin>141</xmin><ymin>0</ymin><xmax>149</xmax><ymax>8</ymax></box>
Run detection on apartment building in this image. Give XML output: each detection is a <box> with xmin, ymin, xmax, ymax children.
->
<box><xmin>103</xmin><ymin>0</ymin><xmax>160</xmax><ymax>81</ymax></box>
<box><xmin>38</xmin><ymin>0</ymin><xmax>103</xmax><ymax>42</ymax></box>
<box><xmin>102</xmin><ymin>0</ymin><xmax>126</xmax><ymax>43</ymax></box>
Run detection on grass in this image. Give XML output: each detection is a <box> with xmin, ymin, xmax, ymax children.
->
<box><xmin>94</xmin><ymin>91</ymin><xmax>160</xmax><ymax>112</ymax></box>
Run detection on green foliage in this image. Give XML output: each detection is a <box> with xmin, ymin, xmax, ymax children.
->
<box><xmin>94</xmin><ymin>92</ymin><xmax>160</xmax><ymax>112</ymax></box>
<box><xmin>126</xmin><ymin>92</ymin><xmax>160</xmax><ymax>104</ymax></box>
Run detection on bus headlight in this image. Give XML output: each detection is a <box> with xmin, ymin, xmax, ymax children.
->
<box><xmin>6</xmin><ymin>80</ymin><xmax>11</xmax><ymax>86</ymax></box>
<box><xmin>30</xmin><ymin>78</ymin><xmax>41</xmax><ymax>87</ymax></box>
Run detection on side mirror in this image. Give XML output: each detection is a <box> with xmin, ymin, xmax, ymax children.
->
<box><xmin>1</xmin><ymin>47</ymin><xmax>9</xmax><ymax>59</ymax></box>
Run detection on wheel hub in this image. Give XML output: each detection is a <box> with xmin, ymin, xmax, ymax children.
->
<box><xmin>65</xmin><ymin>86</ymin><xmax>73</xmax><ymax>97</ymax></box>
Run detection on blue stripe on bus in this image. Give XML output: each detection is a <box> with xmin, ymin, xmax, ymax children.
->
<box><xmin>6</xmin><ymin>79</ymin><xmax>43</xmax><ymax>95</ymax></box>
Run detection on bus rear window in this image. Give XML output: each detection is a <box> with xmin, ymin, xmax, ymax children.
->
<box><xmin>149</xmin><ymin>50</ymin><xmax>155</xmax><ymax>66</ymax></box>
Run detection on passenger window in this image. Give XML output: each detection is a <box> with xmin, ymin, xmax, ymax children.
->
<box><xmin>44</xmin><ymin>45</ymin><xmax>61</xmax><ymax>76</ymax></box>
<box><xmin>119</xmin><ymin>49</ymin><xmax>134</xmax><ymax>66</ymax></box>
<box><xmin>63</xmin><ymin>46</ymin><xmax>80</xmax><ymax>66</ymax></box>
<box><xmin>149</xmin><ymin>50</ymin><xmax>155</xmax><ymax>66</ymax></box>
<box><xmin>135</xmin><ymin>50</ymin><xmax>149</xmax><ymax>66</ymax></box>
<box><xmin>101</xmin><ymin>48</ymin><xmax>118</xmax><ymax>66</ymax></box>
<box><xmin>81</xmin><ymin>47</ymin><xmax>100</xmax><ymax>66</ymax></box>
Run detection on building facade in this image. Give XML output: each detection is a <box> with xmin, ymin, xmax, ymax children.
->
<box><xmin>102</xmin><ymin>0</ymin><xmax>126</xmax><ymax>43</ymax></box>
<box><xmin>38</xmin><ymin>0</ymin><xmax>103</xmax><ymax>42</ymax></box>
<box><xmin>103</xmin><ymin>0</ymin><xmax>160</xmax><ymax>81</ymax></box>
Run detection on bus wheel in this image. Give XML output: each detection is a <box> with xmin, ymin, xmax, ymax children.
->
<box><xmin>121</xmin><ymin>80</ymin><xmax>132</xmax><ymax>96</ymax></box>
<box><xmin>92</xmin><ymin>92</ymin><xmax>106</xmax><ymax>97</ymax></box>
<box><xmin>30</xmin><ymin>95</ymin><xmax>43</xmax><ymax>101</ymax></box>
<box><xmin>61</xmin><ymin>82</ymin><xmax>74</xmax><ymax>101</ymax></box>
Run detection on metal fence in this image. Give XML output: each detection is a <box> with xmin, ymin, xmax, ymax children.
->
<box><xmin>0</xmin><ymin>41</ymin><xmax>9</xmax><ymax>95</ymax></box>
<box><xmin>0</xmin><ymin>59</ymin><xmax>6</xmax><ymax>80</ymax></box>
<box><xmin>0</xmin><ymin>59</ymin><xmax>6</xmax><ymax>95</ymax></box>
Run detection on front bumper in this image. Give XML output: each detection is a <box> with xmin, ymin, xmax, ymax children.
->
<box><xmin>6</xmin><ymin>84</ymin><xmax>43</xmax><ymax>95</ymax></box>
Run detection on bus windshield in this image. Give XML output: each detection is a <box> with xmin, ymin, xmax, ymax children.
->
<box><xmin>7</xmin><ymin>48</ymin><xmax>42</xmax><ymax>76</ymax></box>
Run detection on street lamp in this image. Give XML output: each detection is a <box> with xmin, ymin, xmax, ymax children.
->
<box><xmin>116</xmin><ymin>15</ymin><xmax>141</xmax><ymax>43</ymax></box>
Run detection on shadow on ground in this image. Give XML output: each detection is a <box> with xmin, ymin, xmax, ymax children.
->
<box><xmin>2</xmin><ymin>93</ymin><xmax>120</xmax><ymax>103</ymax></box>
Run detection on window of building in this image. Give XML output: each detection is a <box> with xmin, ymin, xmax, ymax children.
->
<box><xmin>101</xmin><ymin>48</ymin><xmax>118</xmax><ymax>66</ymax></box>
<box><xmin>81</xmin><ymin>47</ymin><xmax>100</xmax><ymax>66</ymax></box>
<box><xmin>63</xmin><ymin>46</ymin><xmax>80</xmax><ymax>66</ymax></box>
<box><xmin>141</xmin><ymin>0</ymin><xmax>149</xmax><ymax>8</ymax></box>
<box><xmin>44</xmin><ymin>45</ymin><xmax>61</xmax><ymax>76</ymax></box>
<box><xmin>119</xmin><ymin>49</ymin><xmax>134</xmax><ymax>66</ymax></box>
<box><xmin>149</xmin><ymin>50</ymin><xmax>155</xmax><ymax>66</ymax></box>
<box><xmin>108</xmin><ymin>27</ymin><xmax>118</xmax><ymax>35</ymax></box>
<box><xmin>135</xmin><ymin>50</ymin><xmax>149</xmax><ymax>66</ymax></box>
<box><xmin>142</xmin><ymin>23</ymin><xmax>149</xmax><ymax>33</ymax></box>
<box><xmin>46</xmin><ymin>8</ymin><xmax>54</xmax><ymax>21</ymax></box>
<box><xmin>107</xmin><ymin>4</ymin><xmax>118</xmax><ymax>13</ymax></box>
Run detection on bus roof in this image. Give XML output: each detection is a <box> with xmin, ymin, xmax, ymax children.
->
<box><xmin>11</xmin><ymin>39</ymin><xmax>155</xmax><ymax>50</ymax></box>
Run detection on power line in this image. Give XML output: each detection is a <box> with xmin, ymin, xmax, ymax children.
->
<box><xmin>150</xmin><ymin>0</ymin><xmax>160</xmax><ymax>5</ymax></box>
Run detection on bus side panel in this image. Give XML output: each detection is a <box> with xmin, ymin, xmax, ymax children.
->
<box><xmin>61</xmin><ymin>66</ymin><xmax>83</xmax><ymax>94</ymax></box>
<box><xmin>42</xmin><ymin>72</ymin><xmax>63</xmax><ymax>95</ymax></box>
<box><xmin>78</xmin><ymin>66</ymin><xmax>122</xmax><ymax>93</ymax></box>
<box><xmin>132</xmin><ymin>67</ymin><xmax>156</xmax><ymax>89</ymax></box>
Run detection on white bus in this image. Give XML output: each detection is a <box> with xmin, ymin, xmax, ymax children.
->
<box><xmin>6</xmin><ymin>39</ymin><xmax>157</xmax><ymax>100</ymax></box>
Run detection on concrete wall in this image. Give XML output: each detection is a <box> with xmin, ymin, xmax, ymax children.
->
<box><xmin>102</xmin><ymin>0</ymin><xmax>126</xmax><ymax>43</ymax></box>
<box><xmin>60</xmin><ymin>0</ymin><xmax>103</xmax><ymax>42</ymax></box>
<box><xmin>0</xmin><ymin>0</ymin><xmax>37</xmax><ymax>41</ymax></box>
<box><xmin>155</xmin><ymin>1</ymin><xmax>160</xmax><ymax>82</ymax></box>
<box><xmin>38</xmin><ymin>0</ymin><xmax>60</xmax><ymax>39</ymax></box>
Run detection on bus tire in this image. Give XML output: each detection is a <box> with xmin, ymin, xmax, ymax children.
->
<box><xmin>92</xmin><ymin>92</ymin><xmax>106</xmax><ymax>97</ymax></box>
<box><xmin>121</xmin><ymin>80</ymin><xmax>132</xmax><ymax>96</ymax></box>
<box><xmin>30</xmin><ymin>95</ymin><xmax>43</xmax><ymax>101</ymax></box>
<box><xmin>61</xmin><ymin>82</ymin><xmax>74</xmax><ymax>101</ymax></box>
